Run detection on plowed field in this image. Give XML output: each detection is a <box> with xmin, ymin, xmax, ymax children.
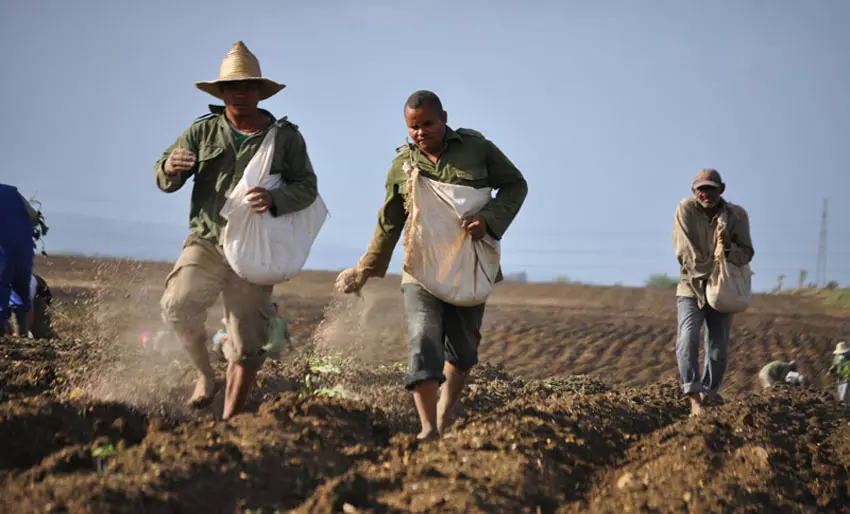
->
<box><xmin>1</xmin><ymin>256</ymin><xmax>848</xmax><ymax>513</ymax></box>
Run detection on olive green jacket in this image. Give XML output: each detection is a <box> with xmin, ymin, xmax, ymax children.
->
<box><xmin>155</xmin><ymin>106</ymin><xmax>318</xmax><ymax>245</ymax></box>
<box><xmin>359</xmin><ymin>127</ymin><xmax>528</xmax><ymax>282</ymax></box>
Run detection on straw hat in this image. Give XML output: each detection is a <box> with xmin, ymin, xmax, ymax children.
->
<box><xmin>195</xmin><ymin>41</ymin><xmax>285</xmax><ymax>100</ymax></box>
<box><xmin>834</xmin><ymin>341</ymin><xmax>850</xmax><ymax>355</ymax></box>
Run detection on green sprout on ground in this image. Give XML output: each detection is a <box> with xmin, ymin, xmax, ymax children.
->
<box><xmin>299</xmin><ymin>355</ymin><xmax>355</xmax><ymax>400</ymax></box>
<box><xmin>92</xmin><ymin>444</ymin><xmax>118</xmax><ymax>477</ymax></box>
<box><xmin>307</xmin><ymin>353</ymin><xmax>355</xmax><ymax>374</ymax></box>
<box><xmin>377</xmin><ymin>361</ymin><xmax>407</xmax><ymax>373</ymax></box>
<box><xmin>314</xmin><ymin>384</ymin><xmax>350</xmax><ymax>399</ymax></box>
<box><xmin>300</xmin><ymin>373</ymin><xmax>318</xmax><ymax>398</ymax></box>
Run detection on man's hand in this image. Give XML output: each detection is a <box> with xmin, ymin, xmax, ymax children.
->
<box><xmin>717</xmin><ymin>230</ymin><xmax>729</xmax><ymax>247</ymax></box>
<box><xmin>335</xmin><ymin>267</ymin><xmax>369</xmax><ymax>294</ymax></box>
<box><xmin>164</xmin><ymin>148</ymin><xmax>196</xmax><ymax>176</ymax></box>
<box><xmin>245</xmin><ymin>187</ymin><xmax>273</xmax><ymax>213</ymax></box>
<box><xmin>461</xmin><ymin>215</ymin><xmax>488</xmax><ymax>241</ymax></box>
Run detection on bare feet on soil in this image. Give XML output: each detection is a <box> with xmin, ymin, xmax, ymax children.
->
<box><xmin>688</xmin><ymin>392</ymin><xmax>704</xmax><ymax>417</ymax></box>
<box><xmin>416</xmin><ymin>428</ymin><xmax>440</xmax><ymax>441</ymax></box>
<box><xmin>187</xmin><ymin>373</ymin><xmax>217</xmax><ymax>408</ymax></box>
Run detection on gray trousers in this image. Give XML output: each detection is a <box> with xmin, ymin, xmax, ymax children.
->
<box><xmin>839</xmin><ymin>382</ymin><xmax>849</xmax><ymax>405</ymax></box>
<box><xmin>676</xmin><ymin>296</ymin><xmax>733</xmax><ymax>396</ymax></box>
<box><xmin>402</xmin><ymin>284</ymin><xmax>485</xmax><ymax>390</ymax></box>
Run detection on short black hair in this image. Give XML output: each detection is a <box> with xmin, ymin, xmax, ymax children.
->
<box><xmin>405</xmin><ymin>90</ymin><xmax>443</xmax><ymax>113</ymax></box>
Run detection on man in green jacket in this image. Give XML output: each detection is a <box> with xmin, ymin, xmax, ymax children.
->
<box><xmin>154</xmin><ymin>41</ymin><xmax>317</xmax><ymax>419</ymax></box>
<box><xmin>336</xmin><ymin>90</ymin><xmax>527</xmax><ymax>439</ymax></box>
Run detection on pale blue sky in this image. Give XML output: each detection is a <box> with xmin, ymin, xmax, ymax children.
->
<box><xmin>2</xmin><ymin>0</ymin><xmax>848</xmax><ymax>290</ymax></box>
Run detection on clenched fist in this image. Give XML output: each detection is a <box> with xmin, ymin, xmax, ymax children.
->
<box><xmin>164</xmin><ymin>148</ymin><xmax>196</xmax><ymax>176</ymax></box>
<box><xmin>245</xmin><ymin>187</ymin><xmax>273</xmax><ymax>213</ymax></box>
<box><xmin>335</xmin><ymin>267</ymin><xmax>369</xmax><ymax>294</ymax></box>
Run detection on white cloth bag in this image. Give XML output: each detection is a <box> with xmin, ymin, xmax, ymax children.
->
<box><xmin>402</xmin><ymin>161</ymin><xmax>501</xmax><ymax>307</ymax></box>
<box><xmin>706</xmin><ymin>219</ymin><xmax>752</xmax><ymax>313</ymax></box>
<box><xmin>220</xmin><ymin>125</ymin><xmax>328</xmax><ymax>286</ymax></box>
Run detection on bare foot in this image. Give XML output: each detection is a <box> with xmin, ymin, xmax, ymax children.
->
<box><xmin>187</xmin><ymin>373</ymin><xmax>216</xmax><ymax>408</ymax></box>
<box><xmin>437</xmin><ymin>400</ymin><xmax>456</xmax><ymax>435</ymax></box>
<box><xmin>689</xmin><ymin>393</ymin><xmax>704</xmax><ymax>417</ymax></box>
<box><xmin>436</xmin><ymin>363</ymin><xmax>469</xmax><ymax>435</ymax></box>
<box><xmin>412</xmin><ymin>381</ymin><xmax>439</xmax><ymax>440</ymax></box>
<box><xmin>417</xmin><ymin>427</ymin><xmax>440</xmax><ymax>441</ymax></box>
<box><xmin>222</xmin><ymin>361</ymin><xmax>261</xmax><ymax>421</ymax></box>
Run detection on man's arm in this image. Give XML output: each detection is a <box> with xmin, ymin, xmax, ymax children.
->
<box><xmin>673</xmin><ymin>200</ymin><xmax>714</xmax><ymax>278</ymax></box>
<box><xmin>154</xmin><ymin>125</ymin><xmax>199</xmax><ymax>193</ymax></box>
<box><xmin>476</xmin><ymin>140</ymin><xmax>528</xmax><ymax>239</ymax></box>
<box><xmin>726</xmin><ymin>207</ymin><xmax>755</xmax><ymax>267</ymax></box>
<box><xmin>268</xmin><ymin>127</ymin><xmax>319</xmax><ymax>216</ymax></box>
<box><xmin>357</xmin><ymin>167</ymin><xmax>408</xmax><ymax>278</ymax></box>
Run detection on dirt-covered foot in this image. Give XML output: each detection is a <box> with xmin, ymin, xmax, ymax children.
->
<box><xmin>437</xmin><ymin>403</ymin><xmax>456</xmax><ymax>435</ymax></box>
<box><xmin>701</xmin><ymin>393</ymin><xmax>725</xmax><ymax>406</ymax></box>
<box><xmin>688</xmin><ymin>393</ymin><xmax>704</xmax><ymax>417</ymax></box>
<box><xmin>416</xmin><ymin>427</ymin><xmax>440</xmax><ymax>441</ymax></box>
<box><xmin>186</xmin><ymin>374</ymin><xmax>217</xmax><ymax>408</ymax></box>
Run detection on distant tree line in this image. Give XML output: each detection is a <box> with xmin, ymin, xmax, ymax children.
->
<box><xmin>505</xmin><ymin>268</ymin><xmax>843</xmax><ymax>291</ymax></box>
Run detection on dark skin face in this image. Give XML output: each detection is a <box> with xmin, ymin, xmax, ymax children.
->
<box><xmin>693</xmin><ymin>184</ymin><xmax>724</xmax><ymax>209</ymax></box>
<box><xmin>403</xmin><ymin>102</ymin><xmax>487</xmax><ymax>240</ymax></box>
<box><xmin>219</xmin><ymin>80</ymin><xmax>272</xmax><ymax>212</ymax></box>
<box><xmin>220</xmin><ymin>80</ymin><xmax>262</xmax><ymax>121</ymax></box>
<box><xmin>693</xmin><ymin>184</ymin><xmax>729</xmax><ymax>245</ymax></box>
<box><xmin>405</xmin><ymin>104</ymin><xmax>448</xmax><ymax>158</ymax></box>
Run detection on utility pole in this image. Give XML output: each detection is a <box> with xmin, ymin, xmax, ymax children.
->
<box><xmin>816</xmin><ymin>198</ymin><xmax>828</xmax><ymax>288</ymax></box>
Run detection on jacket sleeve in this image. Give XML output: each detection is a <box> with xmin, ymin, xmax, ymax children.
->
<box><xmin>268</xmin><ymin>127</ymin><xmax>319</xmax><ymax>216</ymax></box>
<box><xmin>154</xmin><ymin>125</ymin><xmax>200</xmax><ymax>193</ymax></box>
<box><xmin>358</xmin><ymin>164</ymin><xmax>408</xmax><ymax>277</ymax></box>
<box><xmin>726</xmin><ymin>207</ymin><xmax>755</xmax><ymax>267</ymax></box>
<box><xmin>673</xmin><ymin>201</ymin><xmax>714</xmax><ymax>280</ymax></box>
<box><xmin>477</xmin><ymin>140</ymin><xmax>528</xmax><ymax>239</ymax></box>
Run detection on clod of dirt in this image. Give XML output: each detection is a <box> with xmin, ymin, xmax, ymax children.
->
<box><xmin>617</xmin><ymin>472</ymin><xmax>635</xmax><ymax>490</ymax></box>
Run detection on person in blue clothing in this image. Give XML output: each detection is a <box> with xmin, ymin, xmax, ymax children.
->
<box><xmin>0</xmin><ymin>183</ymin><xmax>39</xmax><ymax>337</ymax></box>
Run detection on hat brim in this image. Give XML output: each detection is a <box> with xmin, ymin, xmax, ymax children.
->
<box><xmin>194</xmin><ymin>78</ymin><xmax>286</xmax><ymax>101</ymax></box>
<box><xmin>693</xmin><ymin>180</ymin><xmax>722</xmax><ymax>189</ymax></box>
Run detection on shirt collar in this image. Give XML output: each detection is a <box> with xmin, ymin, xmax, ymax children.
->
<box><xmin>208</xmin><ymin>104</ymin><xmax>276</xmax><ymax>122</ymax></box>
<box><xmin>445</xmin><ymin>126</ymin><xmax>463</xmax><ymax>142</ymax></box>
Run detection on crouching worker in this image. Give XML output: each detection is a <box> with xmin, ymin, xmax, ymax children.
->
<box><xmin>154</xmin><ymin>42</ymin><xmax>317</xmax><ymax>419</ymax></box>
<box><xmin>335</xmin><ymin>91</ymin><xmax>527</xmax><ymax>440</ymax></box>
<box><xmin>758</xmin><ymin>360</ymin><xmax>802</xmax><ymax>390</ymax></box>
<box><xmin>0</xmin><ymin>184</ymin><xmax>40</xmax><ymax>338</ymax></box>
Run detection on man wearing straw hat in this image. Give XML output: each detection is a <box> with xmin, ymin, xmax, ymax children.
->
<box><xmin>154</xmin><ymin>41</ymin><xmax>318</xmax><ymax>419</ymax></box>
<box><xmin>828</xmin><ymin>341</ymin><xmax>850</xmax><ymax>405</ymax></box>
